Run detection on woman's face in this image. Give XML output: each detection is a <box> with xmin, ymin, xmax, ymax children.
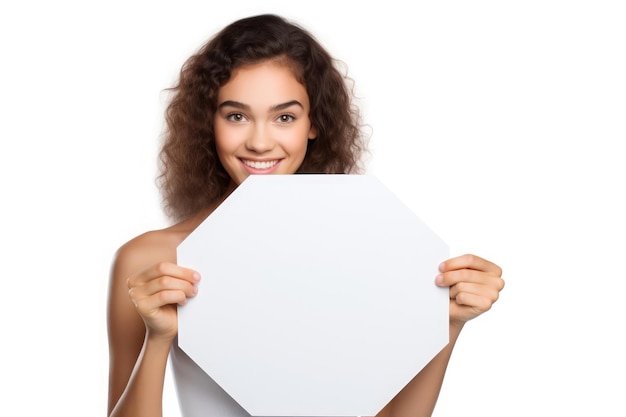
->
<box><xmin>214</xmin><ymin>60</ymin><xmax>317</xmax><ymax>186</ymax></box>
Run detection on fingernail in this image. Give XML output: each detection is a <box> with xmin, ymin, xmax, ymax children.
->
<box><xmin>435</xmin><ymin>274</ymin><xmax>444</xmax><ymax>285</ymax></box>
<box><xmin>192</xmin><ymin>285</ymin><xmax>199</xmax><ymax>295</ymax></box>
<box><xmin>193</xmin><ymin>272</ymin><xmax>201</xmax><ymax>281</ymax></box>
<box><xmin>438</xmin><ymin>262</ymin><xmax>445</xmax><ymax>272</ymax></box>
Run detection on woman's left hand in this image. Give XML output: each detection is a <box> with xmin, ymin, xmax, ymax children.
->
<box><xmin>436</xmin><ymin>254</ymin><xmax>504</xmax><ymax>325</ymax></box>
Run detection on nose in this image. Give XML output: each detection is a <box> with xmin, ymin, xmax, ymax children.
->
<box><xmin>245</xmin><ymin>124</ymin><xmax>274</xmax><ymax>153</ymax></box>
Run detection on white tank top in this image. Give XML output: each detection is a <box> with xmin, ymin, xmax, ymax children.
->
<box><xmin>169</xmin><ymin>341</ymin><xmax>251</xmax><ymax>417</ymax></box>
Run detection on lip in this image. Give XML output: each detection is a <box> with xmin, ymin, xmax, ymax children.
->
<box><xmin>239</xmin><ymin>158</ymin><xmax>283</xmax><ymax>175</ymax></box>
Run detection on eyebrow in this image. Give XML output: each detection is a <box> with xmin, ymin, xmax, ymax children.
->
<box><xmin>218</xmin><ymin>100</ymin><xmax>304</xmax><ymax>111</ymax></box>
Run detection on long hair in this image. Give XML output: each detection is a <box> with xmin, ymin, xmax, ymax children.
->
<box><xmin>158</xmin><ymin>14</ymin><xmax>367</xmax><ymax>221</ymax></box>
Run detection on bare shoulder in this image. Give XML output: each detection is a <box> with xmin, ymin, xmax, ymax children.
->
<box><xmin>114</xmin><ymin>228</ymin><xmax>180</xmax><ymax>273</ymax></box>
<box><xmin>106</xmin><ymin>219</ymin><xmax>201</xmax><ymax>345</ymax></box>
<box><xmin>111</xmin><ymin>216</ymin><xmax>202</xmax><ymax>280</ymax></box>
<box><xmin>108</xmin><ymin>209</ymin><xmax>211</xmax><ymax>305</ymax></box>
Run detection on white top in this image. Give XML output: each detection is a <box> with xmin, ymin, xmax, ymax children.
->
<box><xmin>170</xmin><ymin>341</ymin><xmax>251</xmax><ymax>417</ymax></box>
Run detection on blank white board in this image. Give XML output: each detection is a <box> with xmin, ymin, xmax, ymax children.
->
<box><xmin>178</xmin><ymin>174</ymin><xmax>449</xmax><ymax>416</ymax></box>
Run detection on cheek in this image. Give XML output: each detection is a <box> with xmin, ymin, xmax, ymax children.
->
<box><xmin>279</xmin><ymin>126</ymin><xmax>311</xmax><ymax>154</ymax></box>
<box><xmin>292</xmin><ymin>138</ymin><xmax>310</xmax><ymax>157</ymax></box>
<box><xmin>214</xmin><ymin>122</ymin><xmax>238</xmax><ymax>154</ymax></box>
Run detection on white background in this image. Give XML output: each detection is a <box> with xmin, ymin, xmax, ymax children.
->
<box><xmin>1</xmin><ymin>1</ymin><xmax>624</xmax><ymax>416</ymax></box>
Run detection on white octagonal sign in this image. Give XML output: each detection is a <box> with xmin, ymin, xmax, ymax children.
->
<box><xmin>177</xmin><ymin>174</ymin><xmax>449</xmax><ymax>417</ymax></box>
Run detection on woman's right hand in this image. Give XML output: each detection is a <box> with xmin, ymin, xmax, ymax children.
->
<box><xmin>126</xmin><ymin>262</ymin><xmax>200</xmax><ymax>341</ymax></box>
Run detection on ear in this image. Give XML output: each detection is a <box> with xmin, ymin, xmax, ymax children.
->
<box><xmin>308</xmin><ymin>125</ymin><xmax>318</xmax><ymax>140</ymax></box>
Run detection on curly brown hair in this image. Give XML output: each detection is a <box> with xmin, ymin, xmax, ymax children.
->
<box><xmin>158</xmin><ymin>14</ymin><xmax>367</xmax><ymax>221</ymax></box>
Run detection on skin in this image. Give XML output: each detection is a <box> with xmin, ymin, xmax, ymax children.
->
<box><xmin>214</xmin><ymin>62</ymin><xmax>317</xmax><ymax>186</ymax></box>
<box><xmin>107</xmin><ymin>61</ymin><xmax>505</xmax><ymax>417</ymax></box>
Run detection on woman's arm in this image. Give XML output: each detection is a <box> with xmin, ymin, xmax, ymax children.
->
<box><xmin>107</xmin><ymin>234</ymin><xmax>199</xmax><ymax>417</ymax></box>
<box><xmin>377</xmin><ymin>254</ymin><xmax>504</xmax><ymax>417</ymax></box>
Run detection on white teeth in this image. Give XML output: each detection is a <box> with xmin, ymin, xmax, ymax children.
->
<box><xmin>243</xmin><ymin>160</ymin><xmax>279</xmax><ymax>169</ymax></box>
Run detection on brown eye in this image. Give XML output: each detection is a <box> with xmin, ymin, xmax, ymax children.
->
<box><xmin>227</xmin><ymin>113</ymin><xmax>246</xmax><ymax>122</ymax></box>
<box><xmin>277</xmin><ymin>114</ymin><xmax>295</xmax><ymax>123</ymax></box>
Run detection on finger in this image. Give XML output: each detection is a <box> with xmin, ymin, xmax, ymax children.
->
<box><xmin>133</xmin><ymin>290</ymin><xmax>190</xmax><ymax>317</ymax></box>
<box><xmin>449</xmin><ymin>293</ymin><xmax>494</xmax><ymax>322</ymax></box>
<box><xmin>449</xmin><ymin>282</ymin><xmax>500</xmax><ymax>303</ymax></box>
<box><xmin>128</xmin><ymin>278</ymin><xmax>198</xmax><ymax>311</ymax></box>
<box><xmin>439</xmin><ymin>254</ymin><xmax>502</xmax><ymax>276</ymax></box>
<box><xmin>451</xmin><ymin>291</ymin><xmax>494</xmax><ymax>312</ymax></box>
<box><xmin>127</xmin><ymin>262</ymin><xmax>200</xmax><ymax>289</ymax></box>
<box><xmin>436</xmin><ymin>267</ymin><xmax>497</xmax><ymax>287</ymax></box>
<box><xmin>437</xmin><ymin>267</ymin><xmax>505</xmax><ymax>292</ymax></box>
<box><xmin>138</xmin><ymin>275</ymin><xmax>199</xmax><ymax>299</ymax></box>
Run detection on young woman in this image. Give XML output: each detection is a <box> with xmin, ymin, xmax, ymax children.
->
<box><xmin>107</xmin><ymin>14</ymin><xmax>504</xmax><ymax>417</ymax></box>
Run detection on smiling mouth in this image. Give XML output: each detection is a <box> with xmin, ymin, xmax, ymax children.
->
<box><xmin>242</xmin><ymin>159</ymin><xmax>280</xmax><ymax>169</ymax></box>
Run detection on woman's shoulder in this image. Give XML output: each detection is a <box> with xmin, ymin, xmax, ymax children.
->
<box><xmin>117</xmin><ymin>209</ymin><xmax>211</xmax><ymax>262</ymax></box>
<box><xmin>112</xmin><ymin>220</ymin><xmax>196</xmax><ymax>275</ymax></box>
<box><xmin>111</xmin><ymin>208</ymin><xmax>213</xmax><ymax>278</ymax></box>
<box><xmin>110</xmin><ymin>228</ymin><xmax>178</xmax><ymax>282</ymax></box>
<box><xmin>119</xmin><ymin>227</ymin><xmax>181</xmax><ymax>255</ymax></box>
